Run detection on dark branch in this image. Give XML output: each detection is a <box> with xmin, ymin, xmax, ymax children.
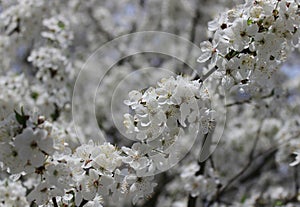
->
<box><xmin>188</xmin><ymin>132</ymin><xmax>210</xmax><ymax>207</ymax></box>
<box><xmin>87</xmin><ymin>8</ymin><xmax>113</xmax><ymax>41</ymax></box>
<box><xmin>293</xmin><ymin>165</ymin><xmax>299</xmax><ymax>198</ymax></box>
<box><xmin>219</xmin><ymin>122</ymin><xmax>263</xmax><ymax>193</ymax></box>
<box><xmin>180</xmin><ymin>0</ymin><xmax>202</xmax><ymax>75</ymax></box>
<box><xmin>52</xmin><ymin>197</ymin><xmax>58</xmax><ymax>207</ymax></box>
<box><xmin>78</xmin><ymin>199</ymin><xmax>88</xmax><ymax>207</ymax></box>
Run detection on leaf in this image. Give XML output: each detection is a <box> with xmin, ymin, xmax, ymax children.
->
<box><xmin>31</xmin><ymin>92</ymin><xmax>39</xmax><ymax>100</ymax></box>
<box><xmin>58</xmin><ymin>21</ymin><xmax>65</xmax><ymax>29</ymax></box>
<box><xmin>274</xmin><ymin>200</ymin><xmax>283</xmax><ymax>206</ymax></box>
<box><xmin>50</xmin><ymin>104</ymin><xmax>60</xmax><ymax>121</ymax></box>
<box><xmin>241</xmin><ymin>195</ymin><xmax>247</xmax><ymax>203</ymax></box>
<box><xmin>225</xmin><ymin>49</ymin><xmax>239</xmax><ymax>60</ymax></box>
<box><xmin>247</xmin><ymin>19</ymin><xmax>253</xmax><ymax>25</ymax></box>
<box><xmin>14</xmin><ymin>107</ymin><xmax>29</xmax><ymax>128</ymax></box>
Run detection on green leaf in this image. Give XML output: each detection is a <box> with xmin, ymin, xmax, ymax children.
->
<box><xmin>247</xmin><ymin>19</ymin><xmax>253</xmax><ymax>25</ymax></box>
<box><xmin>225</xmin><ymin>49</ymin><xmax>239</xmax><ymax>60</ymax></box>
<box><xmin>14</xmin><ymin>107</ymin><xmax>29</xmax><ymax>128</ymax></box>
<box><xmin>50</xmin><ymin>105</ymin><xmax>60</xmax><ymax>121</ymax></box>
<box><xmin>58</xmin><ymin>21</ymin><xmax>65</xmax><ymax>29</ymax></box>
<box><xmin>31</xmin><ymin>92</ymin><xmax>39</xmax><ymax>100</ymax></box>
<box><xmin>274</xmin><ymin>200</ymin><xmax>283</xmax><ymax>206</ymax></box>
<box><xmin>241</xmin><ymin>195</ymin><xmax>247</xmax><ymax>203</ymax></box>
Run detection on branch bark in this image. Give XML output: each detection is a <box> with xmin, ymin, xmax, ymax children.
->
<box><xmin>52</xmin><ymin>197</ymin><xmax>58</xmax><ymax>207</ymax></box>
<box><xmin>187</xmin><ymin>132</ymin><xmax>210</xmax><ymax>207</ymax></box>
<box><xmin>208</xmin><ymin>122</ymin><xmax>264</xmax><ymax>205</ymax></box>
<box><xmin>78</xmin><ymin>199</ymin><xmax>88</xmax><ymax>207</ymax></box>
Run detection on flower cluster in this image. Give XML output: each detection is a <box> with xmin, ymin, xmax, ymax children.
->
<box><xmin>0</xmin><ymin>179</ymin><xmax>29</xmax><ymax>207</ymax></box>
<box><xmin>198</xmin><ymin>0</ymin><xmax>300</xmax><ymax>93</ymax></box>
<box><xmin>0</xmin><ymin>0</ymin><xmax>44</xmax><ymax>36</ymax></box>
<box><xmin>27</xmin><ymin>47</ymin><xmax>69</xmax><ymax>85</ymax></box>
<box><xmin>25</xmin><ymin>12</ymin><xmax>74</xmax><ymax>119</ymax></box>
<box><xmin>42</xmin><ymin>15</ymin><xmax>74</xmax><ymax>49</ymax></box>
<box><xmin>180</xmin><ymin>162</ymin><xmax>218</xmax><ymax>198</ymax></box>
<box><xmin>123</xmin><ymin>76</ymin><xmax>214</xmax><ymax>175</ymax></box>
<box><xmin>0</xmin><ymin>109</ymin><xmax>159</xmax><ymax>206</ymax></box>
<box><xmin>0</xmin><ymin>108</ymin><xmax>54</xmax><ymax>174</ymax></box>
<box><xmin>124</xmin><ymin>75</ymin><xmax>213</xmax><ymax>138</ymax></box>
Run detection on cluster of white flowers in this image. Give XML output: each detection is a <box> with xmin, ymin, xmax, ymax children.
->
<box><xmin>0</xmin><ymin>0</ymin><xmax>44</xmax><ymax>36</ymax></box>
<box><xmin>0</xmin><ymin>1</ymin><xmax>75</xmax><ymax>121</ymax></box>
<box><xmin>0</xmin><ymin>109</ymin><xmax>161</xmax><ymax>206</ymax></box>
<box><xmin>198</xmin><ymin>0</ymin><xmax>300</xmax><ymax>94</ymax></box>
<box><xmin>123</xmin><ymin>76</ymin><xmax>214</xmax><ymax>174</ymax></box>
<box><xmin>25</xmin><ymin>12</ymin><xmax>74</xmax><ymax>119</ymax></box>
<box><xmin>42</xmin><ymin>15</ymin><xmax>74</xmax><ymax>49</ymax></box>
<box><xmin>0</xmin><ymin>179</ymin><xmax>29</xmax><ymax>207</ymax></box>
<box><xmin>180</xmin><ymin>162</ymin><xmax>218</xmax><ymax>198</ymax></box>
<box><xmin>124</xmin><ymin>76</ymin><xmax>213</xmax><ymax>137</ymax></box>
<box><xmin>27</xmin><ymin>47</ymin><xmax>69</xmax><ymax>85</ymax></box>
<box><xmin>0</xmin><ymin>109</ymin><xmax>54</xmax><ymax>174</ymax></box>
<box><xmin>0</xmin><ymin>83</ymin><xmax>182</xmax><ymax>206</ymax></box>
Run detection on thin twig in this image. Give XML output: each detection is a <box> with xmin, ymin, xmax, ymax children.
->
<box><xmin>209</xmin><ymin>155</ymin><xmax>215</xmax><ymax>170</ymax></box>
<box><xmin>239</xmin><ymin>148</ymin><xmax>276</xmax><ymax>184</ymax></box>
<box><xmin>208</xmin><ymin>131</ymin><xmax>300</xmax><ymax>206</ymax></box>
<box><xmin>87</xmin><ymin>8</ymin><xmax>113</xmax><ymax>41</ymax></box>
<box><xmin>294</xmin><ymin>166</ymin><xmax>299</xmax><ymax>198</ymax></box>
<box><xmin>181</xmin><ymin>0</ymin><xmax>202</xmax><ymax>74</ymax></box>
<box><xmin>52</xmin><ymin>197</ymin><xmax>58</xmax><ymax>207</ymax></box>
<box><xmin>187</xmin><ymin>195</ymin><xmax>198</xmax><ymax>207</ymax></box>
<box><xmin>202</xmin><ymin>66</ymin><xmax>219</xmax><ymax>82</ymax></box>
<box><xmin>188</xmin><ymin>132</ymin><xmax>210</xmax><ymax>207</ymax></box>
<box><xmin>78</xmin><ymin>199</ymin><xmax>88</xmax><ymax>207</ymax></box>
<box><xmin>249</xmin><ymin>120</ymin><xmax>263</xmax><ymax>159</ymax></box>
<box><xmin>225</xmin><ymin>99</ymin><xmax>252</xmax><ymax>107</ymax></box>
<box><xmin>219</xmin><ymin>122</ymin><xmax>263</xmax><ymax>194</ymax></box>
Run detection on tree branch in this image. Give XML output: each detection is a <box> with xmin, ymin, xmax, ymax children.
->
<box><xmin>87</xmin><ymin>7</ymin><xmax>113</xmax><ymax>41</ymax></box>
<box><xmin>293</xmin><ymin>165</ymin><xmax>299</xmax><ymax>198</ymax></box>
<box><xmin>212</xmin><ymin>131</ymin><xmax>300</xmax><ymax>204</ymax></box>
<box><xmin>188</xmin><ymin>132</ymin><xmax>210</xmax><ymax>207</ymax></box>
<box><xmin>220</xmin><ymin>122</ymin><xmax>263</xmax><ymax>193</ymax></box>
<box><xmin>180</xmin><ymin>0</ymin><xmax>202</xmax><ymax>75</ymax></box>
<box><xmin>78</xmin><ymin>199</ymin><xmax>88</xmax><ymax>207</ymax></box>
<box><xmin>52</xmin><ymin>197</ymin><xmax>58</xmax><ymax>207</ymax></box>
<box><xmin>202</xmin><ymin>66</ymin><xmax>219</xmax><ymax>82</ymax></box>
